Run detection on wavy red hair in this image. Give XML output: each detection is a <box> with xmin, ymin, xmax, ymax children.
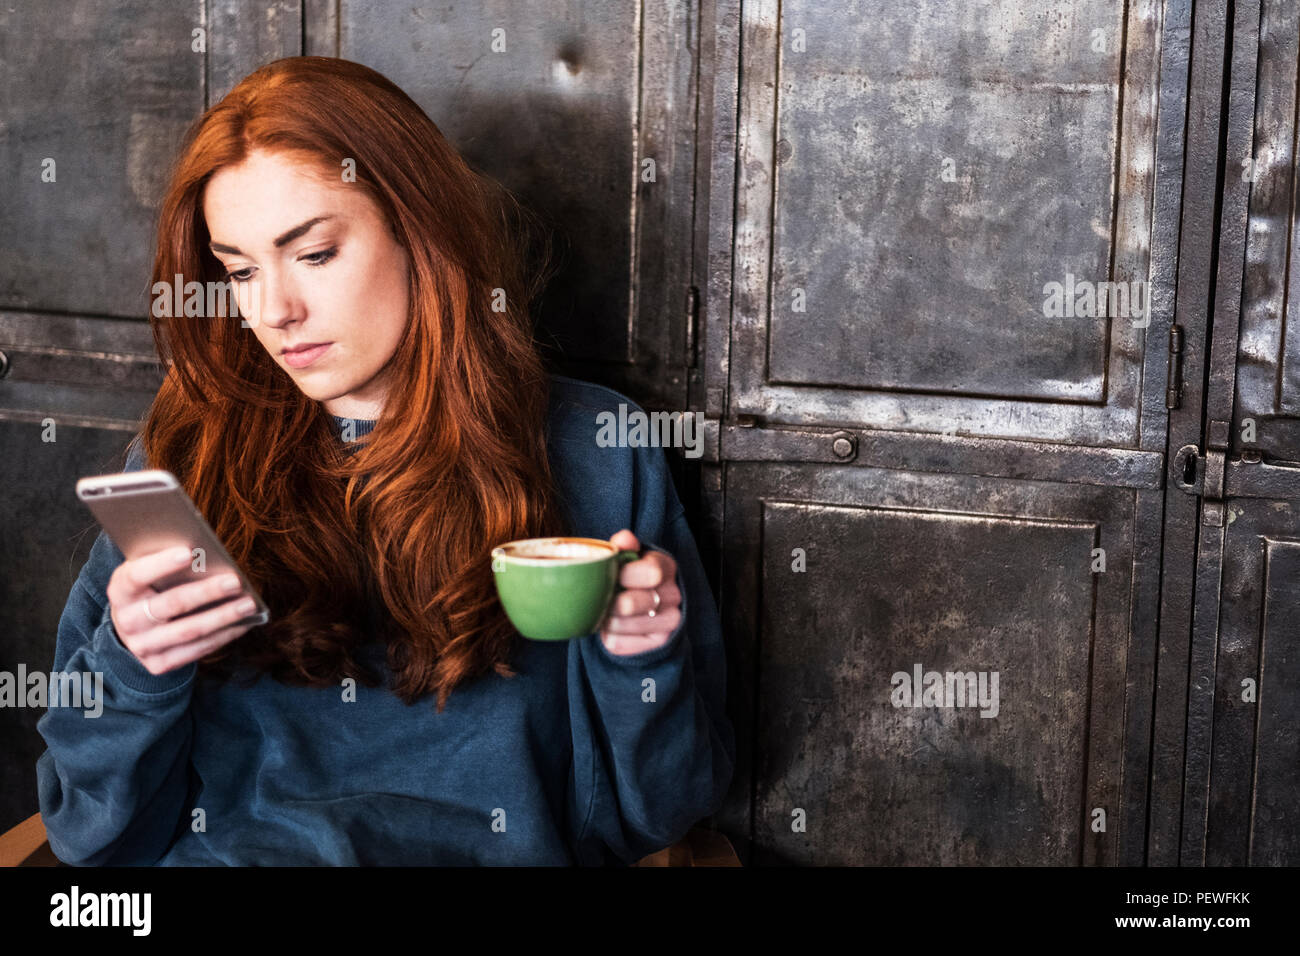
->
<box><xmin>134</xmin><ymin>56</ymin><xmax>568</xmax><ymax>711</ymax></box>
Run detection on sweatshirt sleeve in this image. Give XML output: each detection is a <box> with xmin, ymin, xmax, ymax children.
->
<box><xmin>566</xmin><ymin>441</ymin><xmax>736</xmax><ymax>865</ymax></box>
<box><xmin>35</xmin><ymin>438</ymin><xmax>198</xmax><ymax>865</ymax></box>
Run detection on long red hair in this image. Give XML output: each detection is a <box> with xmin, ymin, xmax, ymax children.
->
<box><xmin>136</xmin><ymin>56</ymin><xmax>568</xmax><ymax>711</ymax></box>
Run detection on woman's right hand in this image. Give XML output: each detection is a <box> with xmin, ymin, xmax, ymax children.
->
<box><xmin>106</xmin><ymin>546</ymin><xmax>260</xmax><ymax>675</ymax></box>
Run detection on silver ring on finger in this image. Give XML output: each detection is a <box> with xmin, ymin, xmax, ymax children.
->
<box><xmin>647</xmin><ymin>588</ymin><xmax>661</xmax><ymax>618</ymax></box>
<box><xmin>142</xmin><ymin>595</ymin><xmax>165</xmax><ymax>625</ymax></box>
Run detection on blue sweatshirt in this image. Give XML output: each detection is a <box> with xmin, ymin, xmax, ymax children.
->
<box><xmin>35</xmin><ymin>374</ymin><xmax>735</xmax><ymax>865</ymax></box>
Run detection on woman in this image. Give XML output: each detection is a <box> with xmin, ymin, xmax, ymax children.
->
<box><xmin>36</xmin><ymin>56</ymin><xmax>734</xmax><ymax>865</ymax></box>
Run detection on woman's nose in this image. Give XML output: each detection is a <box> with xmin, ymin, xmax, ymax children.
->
<box><xmin>241</xmin><ymin>272</ymin><xmax>301</xmax><ymax>329</ymax></box>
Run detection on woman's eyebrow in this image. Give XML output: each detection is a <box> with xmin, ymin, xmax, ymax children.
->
<box><xmin>209</xmin><ymin>215</ymin><xmax>335</xmax><ymax>255</ymax></box>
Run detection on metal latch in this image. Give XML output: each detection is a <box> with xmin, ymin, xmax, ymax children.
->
<box><xmin>1174</xmin><ymin>418</ymin><xmax>1234</xmax><ymax>503</ymax></box>
<box><xmin>1174</xmin><ymin>444</ymin><xmax>1225</xmax><ymax>499</ymax></box>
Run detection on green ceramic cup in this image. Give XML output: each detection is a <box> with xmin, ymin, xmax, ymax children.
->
<box><xmin>491</xmin><ymin>536</ymin><xmax>640</xmax><ymax>640</ymax></box>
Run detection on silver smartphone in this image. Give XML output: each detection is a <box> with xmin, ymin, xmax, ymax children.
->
<box><xmin>75</xmin><ymin>469</ymin><xmax>271</xmax><ymax>628</ymax></box>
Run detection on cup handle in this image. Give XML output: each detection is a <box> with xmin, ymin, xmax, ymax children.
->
<box><xmin>595</xmin><ymin>549</ymin><xmax>643</xmax><ymax>636</ymax></box>
<box><xmin>613</xmin><ymin>548</ymin><xmax>640</xmax><ymax>592</ymax></box>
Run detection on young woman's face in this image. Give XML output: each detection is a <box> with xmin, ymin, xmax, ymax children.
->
<box><xmin>203</xmin><ymin>149</ymin><xmax>410</xmax><ymax>420</ymax></box>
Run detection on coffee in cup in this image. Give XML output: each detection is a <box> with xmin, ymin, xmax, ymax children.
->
<box><xmin>490</xmin><ymin>536</ymin><xmax>640</xmax><ymax>640</ymax></box>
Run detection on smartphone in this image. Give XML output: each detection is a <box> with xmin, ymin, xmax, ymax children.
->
<box><xmin>75</xmin><ymin>469</ymin><xmax>271</xmax><ymax>628</ymax></box>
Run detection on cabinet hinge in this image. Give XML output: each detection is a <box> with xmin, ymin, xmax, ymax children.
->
<box><xmin>684</xmin><ymin>285</ymin><xmax>700</xmax><ymax>368</ymax></box>
<box><xmin>1165</xmin><ymin>324</ymin><xmax>1184</xmax><ymax>409</ymax></box>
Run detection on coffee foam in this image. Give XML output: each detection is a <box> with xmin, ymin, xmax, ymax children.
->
<box><xmin>501</xmin><ymin>539</ymin><xmax>612</xmax><ymax>562</ymax></box>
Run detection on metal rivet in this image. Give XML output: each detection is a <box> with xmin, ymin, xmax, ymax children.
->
<box><xmin>832</xmin><ymin>436</ymin><xmax>854</xmax><ymax>459</ymax></box>
<box><xmin>0</xmin><ymin>349</ymin><xmax>9</xmax><ymax>379</ymax></box>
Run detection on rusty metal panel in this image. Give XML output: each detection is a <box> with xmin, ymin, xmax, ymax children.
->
<box><xmin>208</xmin><ymin>0</ymin><xmax>303</xmax><ymax>104</ymax></box>
<box><xmin>0</xmin><ymin>313</ymin><xmax>162</xmax><ymax>430</ymax></box>
<box><xmin>1200</xmin><ymin>505</ymin><xmax>1300</xmax><ymax>866</ymax></box>
<box><xmin>1147</xmin><ymin>0</ymin><xmax>1223</xmax><ymax>866</ymax></box>
<box><xmin>304</xmin><ymin>0</ymin><xmax>339</xmax><ymax>57</ymax></box>
<box><xmin>770</xmin><ymin>2</ymin><xmax>1118</xmax><ymax>400</ymax></box>
<box><xmin>0</xmin><ymin>0</ymin><xmax>201</xmax><ymax>318</ymax></box>
<box><xmin>1251</xmin><ymin>536</ymin><xmax>1300</xmax><ymax>864</ymax></box>
<box><xmin>1118</xmin><ymin>486</ymin><xmax>1167</xmax><ymax>861</ymax></box>
<box><xmin>722</xmin><ymin>461</ymin><xmax>1143</xmax><ymax>865</ymax></box>
<box><xmin>1236</xmin><ymin>0</ymin><xmax>1300</xmax><ymax>462</ymax></box>
<box><xmin>692</xmin><ymin>0</ymin><xmax>741</xmax><ymax>425</ymax></box>
<box><xmin>719</xmin><ymin>421</ymin><xmax>1165</xmax><ymax>487</ymax></box>
<box><xmin>762</xmin><ymin>505</ymin><xmax>1100</xmax><ymax>866</ymax></box>
<box><xmin>1176</xmin><ymin>0</ymin><xmax>1263</xmax><ymax>868</ymax></box>
<box><xmin>1181</xmin><ymin>0</ymin><xmax>1300</xmax><ymax>868</ymax></box>
<box><xmin>1138</xmin><ymin>0</ymin><xmax>1193</xmax><ymax>455</ymax></box>
<box><xmin>1202</xmin><ymin>0</ymin><xmax>1259</xmax><ymax>459</ymax></box>
<box><xmin>729</xmin><ymin>0</ymin><xmax>1164</xmax><ymax>445</ymax></box>
<box><xmin>326</xmin><ymin>0</ymin><xmax>698</xmax><ymax>413</ymax></box>
<box><xmin>708</xmin><ymin>0</ymin><xmax>1189</xmax><ymax>866</ymax></box>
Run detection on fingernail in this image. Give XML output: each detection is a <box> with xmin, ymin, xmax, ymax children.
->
<box><xmin>221</xmin><ymin>575</ymin><xmax>242</xmax><ymax>592</ymax></box>
<box><xmin>237</xmin><ymin>598</ymin><xmax>257</xmax><ymax>614</ymax></box>
<box><xmin>172</xmin><ymin>547</ymin><xmax>192</xmax><ymax>562</ymax></box>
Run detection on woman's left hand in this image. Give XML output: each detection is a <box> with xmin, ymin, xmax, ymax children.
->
<box><xmin>598</xmin><ymin>530</ymin><xmax>683</xmax><ymax>655</ymax></box>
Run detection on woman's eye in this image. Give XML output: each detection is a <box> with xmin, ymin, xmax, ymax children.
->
<box><xmin>302</xmin><ymin>246</ymin><xmax>338</xmax><ymax>267</ymax></box>
<box><xmin>223</xmin><ymin>247</ymin><xmax>335</xmax><ymax>282</ymax></box>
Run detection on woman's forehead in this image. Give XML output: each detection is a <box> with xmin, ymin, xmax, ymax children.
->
<box><xmin>203</xmin><ymin>155</ymin><xmax>372</xmax><ymax>244</ymax></box>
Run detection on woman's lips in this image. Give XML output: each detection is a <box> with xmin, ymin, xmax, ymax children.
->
<box><xmin>282</xmin><ymin>343</ymin><xmax>332</xmax><ymax>368</ymax></box>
